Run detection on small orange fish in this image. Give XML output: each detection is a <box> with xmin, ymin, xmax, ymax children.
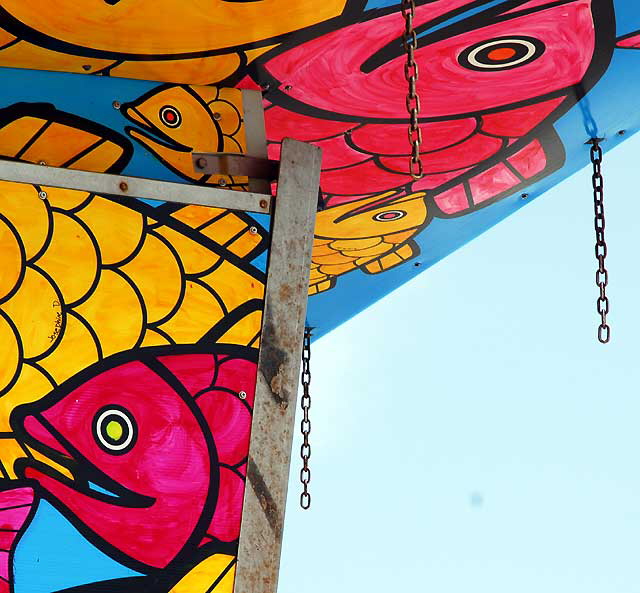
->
<box><xmin>311</xmin><ymin>191</ymin><xmax>429</xmax><ymax>294</ymax></box>
<box><xmin>122</xmin><ymin>85</ymin><xmax>247</xmax><ymax>189</ymax></box>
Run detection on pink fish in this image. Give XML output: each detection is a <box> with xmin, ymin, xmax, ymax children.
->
<box><xmin>241</xmin><ymin>0</ymin><xmax>614</xmax><ymax>214</ymax></box>
<box><xmin>11</xmin><ymin>347</ymin><xmax>256</xmax><ymax>573</ymax></box>
<box><xmin>0</xmin><ymin>486</ymin><xmax>34</xmax><ymax>593</ymax></box>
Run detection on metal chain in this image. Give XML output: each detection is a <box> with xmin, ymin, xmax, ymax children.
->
<box><xmin>300</xmin><ymin>327</ymin><xmax>312</xmax><ymax>509</ymax></box>
<box><xmin>401</xmin><ymin>0</ymin><xmax>424</xmax><ymax>180</ymax></box>
<box><xmin>590</xmin><ymin>139</ymin><xmax>610</xmax><ymax>344</ymax></box>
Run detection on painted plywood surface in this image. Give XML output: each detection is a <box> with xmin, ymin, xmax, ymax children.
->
<box><xmin>0</xmin><ymin>1</ymin><xmax>639</xmax><ymax>591</ymax></box>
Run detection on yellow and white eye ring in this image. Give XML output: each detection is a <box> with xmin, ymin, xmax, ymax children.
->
<box><xmin>93</xmin><ymin>407</ymin><xmax>137</xmax><ymax>454</ymax></box>
<box><xmin>459</xmin><ymin>37</ymin><xmax>545</xmax><ymax>71</ymax></box>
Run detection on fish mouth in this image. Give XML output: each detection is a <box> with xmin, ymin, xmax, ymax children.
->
<box><xmin>336</xmin><ymin>191</ymin><xmax>426</xmax><ymax>223</ymax></box>
<box><xmin>122</xmin><ymin>105</ymin><xmax>191</xmax><ymax>153</ymax></box>
<box><xmin>14</xmin><ymin>413</ymin><xmax>152</xmax><ymax>509</ymax></box>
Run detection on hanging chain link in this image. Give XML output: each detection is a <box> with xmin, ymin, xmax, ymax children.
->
<box><xmin>401</xmin><ymin>0</ymin><xmax>424</xmax><ymax>180</ymax></box>
<box><xmin>300</xmin><ymin>327</ymin><xmax>312</xmax><ymax>509</ymax></box>
<box><xmin>590</xmin><ymin>139</ymin><xmax>610</xmax><ymax>344</ymax></box>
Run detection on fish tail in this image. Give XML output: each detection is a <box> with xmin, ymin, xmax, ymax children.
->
<box><xmin>0</xmin><ymin>485</ymin><xmax>35</xmax><ymax>593</ymax></box>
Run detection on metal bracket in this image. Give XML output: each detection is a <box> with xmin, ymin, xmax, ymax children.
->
<box><xmin>193</xmin><ymin>153</ymin><xmax>279</xmax><ymax>181</ymax></box>
<box><xmin>0</xmin><ymin>159</ymin><xmax>272</xmax><ymax>213</ymax></box>
<box><xmin>234</xmin><ymin>138</ymin><xmax>321</xmax><ymax>593</ymax></box>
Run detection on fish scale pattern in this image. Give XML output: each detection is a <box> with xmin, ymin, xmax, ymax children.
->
<box><xmin>0</xmin><ymin>181</ymin><xmax>265</xmax><ymax>478</ymax></box>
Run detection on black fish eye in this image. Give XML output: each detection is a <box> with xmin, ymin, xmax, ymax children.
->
<box><xmin>373</xmin><ymin>210</ymin><xmax>406</xmax><ymax>222</ymax></box>
<box><xmin>93</xmin><ymin>406</ymin><xmax>137</xmax><ymax>455</ymax></box>
<box><xmin>159</xmin><ymin>105</ymin><xmax>182</xmax><ymax>128</ymax></box>
<box><xmin>458</xmin><ymin>36</ymin><xmax>545</xmax><ymax>71</ymax></box>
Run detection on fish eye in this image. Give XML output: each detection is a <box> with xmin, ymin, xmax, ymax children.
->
<box><xmin>373</xmin><ymin>210</ymin><xmax>406</xmax><ymax>222</ymax></box>
<box><xmin>159</xmin><ymin>105</ymin><xmax>182</xmax><ymax>128</ymax></box>
<box><xmin>93</xmin><ymin>407</ymin><xmax>137</xmax><ymax>455</ymax></box>
<box><xmin>458</xmin><ymin>37</ymin><xmax>545</xmax><ymax>71</ymax></box>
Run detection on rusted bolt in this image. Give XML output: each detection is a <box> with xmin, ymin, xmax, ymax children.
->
<box><xmin>112</xmin><ymin>100</ymin><xmax>121</xmax><ymax>110</ymax></box>
<box><xmin>196</xmin><ymin>157</ymin><xmax>207</xmax><ymax>169</ymax></box>
<box><xmin>520</xmin><ymin>193</ymin><xmax>529</xmax><ymax>200</ymax></box>
<box><xmin>38</xmin><ymin>191</ymin><xmax>47</xmax><ymax>200</ymax></box>
<box><xmin>239</xmin><ymin>391</ymin><xmax>247</xmax><ymax>400</ymax></box>
<box><xmin>218</xmin><ymin>179</ymin><xmax>227</xmax><ymax>187</ymax></box>
<box><xmin>249</xmin><ymin>226</ymin><xmax>258</xmax><ymax>235</ymax></box>
<box><xmin>259</xmin><ymin>199</ymin><xmax>268</xmax><ymax>209</ymax></box>
<box><xmin>119</xmin><ymin>181</ymin><xmax>129</xmax><ymax>192</ymax></box>
<box><xmin>212</xmin><ymin>112</ymin><xmax>222</xmax><ymax>121</ymax></box>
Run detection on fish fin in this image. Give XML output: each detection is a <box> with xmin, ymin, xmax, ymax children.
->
<box><xmin>432</xmin><ymin>129</ymin><xmax>564</xmax><ymax>217</ymax></box>
<box><xmin>0</xmin><ymin>102</ymin><xmax>132</xmax><ymax>173</ymax></box>
<box><xmin>362</xmin><ymin>241</ymin><xmax>418</xmax><ymax>274</ymax></box>
<box><xmin>164</xmin><ymin>204</ymin><xmax>268</xmax><ymax>261</ymax></box>
<box><xmin>0</xmin><ymin>485</ymin><xmax>36</xmax><ymax>593</ymax></box>
<box><xmin>167</xmin><ymin>554</ymin><xmax>236</xmax><ymax>593</ymax></box>
<box><xmin>308</xmin><ymin>278</ymin><xmax>335</xmax><ymax>295</ymax></box>
<box><xmin>617</xmin><ymin>31</ymin><xmax>640</xmax><ymax>48</ymax></box>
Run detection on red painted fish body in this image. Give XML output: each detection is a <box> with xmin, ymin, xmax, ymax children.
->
<box><xmin>11</xmin><ymin>346</ymin><xmax>256</xmax><ymax>573</ymax></box>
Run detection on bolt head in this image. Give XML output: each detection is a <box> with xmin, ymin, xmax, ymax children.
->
<box><xmin>112</xmin><ymin>100</ymin><xmax>121</xmax><ymax>110</ymax></box>
<box><xmin>520</xmin><ymin>193</ymin><xmax>529</xmax><ymax>200</ymax></box>
<box><xmin>284</xmin><ymin>84</ymin><xmax>293</xmax><ymax>91</ymax></box>
<box><xmin>38</xmin><ymin>191</ymin><xmax>47</xmax><ymax>200</ymax></box>
<box><xmin>239</xmin><ymin>391</ymin><xmax>247</xmax><ymax>400</ymax></box>
<box><xmin>119</xmin><ymin>181</ymin><xmax>129</xmax><ymax>192</ymax></box>
<box><xmin>38</xmin><ymin>160</ymin><xmax>47</xmax><ymax>166</ymax></box>
<box><xmin>249</xmin><ymin>226</ymin><xmax>258</xmax><ymax>235</ymax></box>
<box><xmin>259</xmin><ymin>199</ymin><xmax>268</xmax><ymax>209</ymax></box>
<box><xmin>196</xmin><ymin>157</ymin><xmax>207</xmax><ymax>169</ymax></box>
<box><xmin>212</xmin><ymin>112</ymin><xmax>222</xmax><ymax>121</ymax></box>
<box><xmin>218</xmin><ymin>179</ymin><xmax>227</xmax><ymax>187</ymax></box>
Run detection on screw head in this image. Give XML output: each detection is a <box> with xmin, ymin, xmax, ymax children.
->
<box><xmin>38</xmin><ymin>160</ymin><xmax>47</xmax><ymax>166</ymax></box>
<box><xmin>520</xmin><ymin>193</ymin><xmax>529</xmax><ymax>200</ymax></box>
<box><xmin>249</xmin><ymin>226</ymin><xmax>258</xmax><ymax>235</ymax></box>
<box><xmin>284</xmin><ymin>84</ymin><xmax>293</xmax><ymax>91</ymax></box>
<box><xmin>196</xmin><ymin>157</ymin><xmax>207</xmax><ymax>169</ymax></box>
<box><xmin>38</xmin><ymin>191</ymin><xmax>47</xmax><ymax>200</ymax></box>
<box><xmin>212</xmin><ymin>112</ymin><xmax>222</xmax><ymax>121</ymax></box>
<box><xmin>617</xmin><ymin>129</ymin><xmax>626</xmax><ymax>136</ymax></box>
<box><xmin>119</xmin><ymin>181</ymin><xmax>129</xmax><ymax>192</ymax></box>
<box><xmin>82</xmin><ymin>64</ymin><xmax>92</xmax><ymax>71</ymax></box>
<box><xmin>218</xmin><ymin>179</ymin><xmax>227</xmax><ymax>187</ymax></box>
<box><xmin>239</xmin><ymin>391</ymin><xmax>247</xmax><ymax>400</ymax></box>
<box><xmin>112</xmin><ymin>100</ymin><xmax>121</xmax><ymax>110</ymax></box>
<box><xmin>259</xmin><ymin>199</ymin><xmax>268</xmax><ymax>209</ymax></box>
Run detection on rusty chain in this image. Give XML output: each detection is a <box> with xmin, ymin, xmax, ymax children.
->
<box><xmin>590</xmin><ymin>139</ymin><xmax>610</xmax><ymax>344</ymax></box>
<box><xmin>300</xmin><ymin>327</ymin><xmax>312</xmax><ymax>509</ymax></box>
<box><xmin>401</xmin><ymin>0</ymin><xmax>424</xmax><ymax>180</ymax></box>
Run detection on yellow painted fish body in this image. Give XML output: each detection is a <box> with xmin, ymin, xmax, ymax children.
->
<box><xmin>310</xmin><ymin>191</ymin><xmax>429</xmax><ymax>294</ymax></box>
<box><xmin>0</xmin><ymin>183</ymin><xmax>265</xmax><ymax>478</ymax></box>
<box><xmin>0</xmin><ymin>0</ymin><xmax>346</xmax><ymax>84</ymax></box>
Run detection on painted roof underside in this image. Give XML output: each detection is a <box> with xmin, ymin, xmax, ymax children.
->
<box><xmin>0</xmin><ymin>0</ymin><xmax>638</xmax><ymax>337</ymax></box>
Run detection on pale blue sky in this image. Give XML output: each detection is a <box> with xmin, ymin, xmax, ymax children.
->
<box><xmin>280</xmin><ymin>130</ymin><xmax>640</xmax><ymax>593</ymax></box>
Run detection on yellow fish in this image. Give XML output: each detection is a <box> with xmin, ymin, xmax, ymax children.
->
<box><xmin>0</xmin><ymin>0</ymin><xmax>346</xmax><ymax>84</ymax></box>
<box><xmin>0</xmin><ymin>182</ymin><xmax>266</xmax><ymax>479</ymax></box>
<box><xmin>0</xmin><ymin>102</ymin><xmax>131</xmax><ymax>172</ymax></box>
<box><xmin>123</xmin><ymin>85</ymin><xmax>247</xmax><ymax>188</ymax></box>
<box><xmin>310</xmin><ymin>191</ymin><xmax>429</xmax><ymax>295</ymax></box>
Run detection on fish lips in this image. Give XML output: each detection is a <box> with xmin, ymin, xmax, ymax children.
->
<box><xmin>12</xmin><ymin>410</ymin><xmax>152</xmax><ymax>509</ymax></box>
<box><xmin>121</xmin><ymin>105</ymin><xmax>192</xmax><ymax>153</ymax></box>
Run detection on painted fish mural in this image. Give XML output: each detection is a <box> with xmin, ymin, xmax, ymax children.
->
<box><xmin>12</xmin><ymin>347</ymin><xmax>255</xmax><ymax>571</ymax></box>
<box><xmin>0</xmin><ymin>0</ymin><xmax>637</xmax><ymax>591</ymax></box>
